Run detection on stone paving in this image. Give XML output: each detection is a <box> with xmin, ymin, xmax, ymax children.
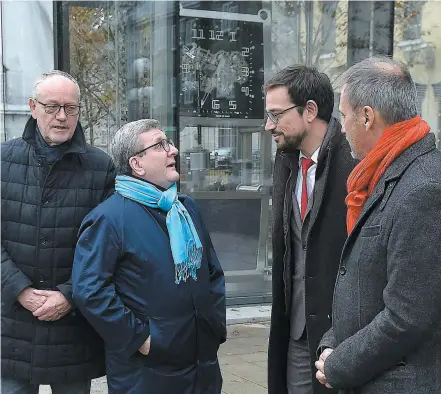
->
<box><xmin>40</xmin><ymin>322</ymin><xmax>270</xmax><ymax>394</ymax></box>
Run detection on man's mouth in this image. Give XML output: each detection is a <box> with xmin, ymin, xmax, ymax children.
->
<box><xmin>167</xmin><ymin>163</ymin><xmax>176</xmax><ymax>168</ymax></box>
<box><xmin>272</xmin><ymin>132</ymin><xmax>283</xmax><ymax>142</ymax></box>
<box><xmin>52</xmin><ymin>125</ymin><xmax>68</xmax><ymax>130</ymax></box>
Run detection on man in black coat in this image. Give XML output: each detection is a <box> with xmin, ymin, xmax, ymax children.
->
<box><xmin>265</xmin><ymin>65</ymin><xmax>356</xmax><ymax>394</ymax></box>
<box><xmin>1</xmin><ymin>70</ymin><xmax>115</xmax><ymax>393</ymax></box>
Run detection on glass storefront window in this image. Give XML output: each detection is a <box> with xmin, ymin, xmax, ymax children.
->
<box><xmin>393</xmin><ymin>0</ymin><xmax>441</xmax><ymax>146</ymax></box>
<box><xmin>2</xmin><ymin>0</ymin><xmax>405</xmax><ymax>303</ymax></box>
<box><xmin>1</xmin><ymin>1</ymin><xmax>54</xmax><ymax>140</ymax></box>
<box><xmin>64</xmin><ymin>1</ymin><xmax>177</xmax><ymax>150</ymax></box>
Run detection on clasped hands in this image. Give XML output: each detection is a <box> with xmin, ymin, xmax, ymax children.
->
<box><xmin>17</xmin><ymin>287</ymin><xmax>71</xmax><ymax>321</ymax></box>
<box><xmin>315</xmin><ymin>348</ymin><xmax>333</xmax><ymax>388</ymax></box>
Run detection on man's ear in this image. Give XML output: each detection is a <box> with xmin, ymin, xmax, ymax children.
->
<box><xmin>305</xmin><ymin>100</ymin><xmax>318</xmax><ymax>122</ymax></box>
<box><xmin>129</xmin><ymin>156</ymin><xmax>145</xmax><ymax>177</ymax></box>
<box><xmin>363</xmin><ymin>106</ymin><xmax>375</xmax><ymax>131</ymax></box>
<box><xmin>29</xmin><ymin>98</ymin><xmax>37</xmax><ymax>119</ymax></box>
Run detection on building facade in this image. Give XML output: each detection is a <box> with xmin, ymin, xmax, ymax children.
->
<box><xmin>1</xmin><ymin>1</ymin><xmax>440</xmax><ymax>304</ymax></box>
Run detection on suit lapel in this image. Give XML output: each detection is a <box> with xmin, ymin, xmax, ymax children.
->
<box><xmin>341</xmin><ymin>175</ymin><xmax>387</xmax><ymax>262</ymax></box>
<box><xmin>308</xmin><ymin>147</ymin><xmax>330</xmax><ymax>228</ymax></box>
<box><xmin>352</xmin><ymin>180</ymin><xmax>386</xmax><ymax>232</ymax></box>
<box><xmin>307</xmin><ymin>118</ymin><xmax>341</xmax><ymax>229</ymax></box>
<box><xmin>283</xmin><ymin>152</ymin><xmax>300</xmax><ymax>232</ymax></box>
<box><xmin>292</xmin><ymin>194</ymin><xmax>302</xmax><ymax>229</ymax></box>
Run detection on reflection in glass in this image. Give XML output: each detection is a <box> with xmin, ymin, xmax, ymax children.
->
<box><xmin>394</xmin><ymin>1</ymin><xmax>441</xmax><ymax>147</ymax></box>
<box><xmin>67</xmin><ymin>1</ymin><xmax>177</xmax><ymax>150</ymax></box>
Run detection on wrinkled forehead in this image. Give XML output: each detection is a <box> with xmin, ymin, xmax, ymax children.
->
<box><xmin>140</xmin><ymin>128</ymin><xmax>166</xmax><ymax>145</ymax></box>
<box><xmin>36</xmin><ymin>76</ymin><xmax>79</xmax><ymax>102</ymax></box>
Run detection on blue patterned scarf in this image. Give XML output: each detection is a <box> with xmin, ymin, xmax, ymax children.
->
<box><xmin>115</xmin><ymin>175</ymin><xmax>202</xmax><ymax>284</ymax></box>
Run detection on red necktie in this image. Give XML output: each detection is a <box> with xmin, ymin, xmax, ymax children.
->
<box><xmin>300</xmin><ymin>157</ymin><xmax>314</xmax><ymax>220</ymax></box>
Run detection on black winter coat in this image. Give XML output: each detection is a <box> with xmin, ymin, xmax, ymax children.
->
<box><xmin>1</xmin><ymin>117</ymin><xmax>116</xmax><ymax>384</ymax></box>
<box><xmin>268</xmin><ymin>118</ymin><xmax>357</xmax><ymax>394</ymax></box>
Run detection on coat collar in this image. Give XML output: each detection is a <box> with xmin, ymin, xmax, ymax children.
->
<box><xmin>382</xmin><ymin>132</ymin><xmax>436</xmax><ymax>182</ymax></box>
<box><xmin>308</xmin><ymin>118</ymin><xmax>342</xmax><ymax>227</ymax></box>
<box><xmin>22</xmin><ymin>116</ymin><xmax>87</xmax><ymax>155</ymax></box>
<box><xmin>346</xmin><ymin>133</ymin><xmax>437</xmax><ymax>239</ymax></box>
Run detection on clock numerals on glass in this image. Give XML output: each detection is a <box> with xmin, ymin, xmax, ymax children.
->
<box><xmin>180</xmin><ymin>17</ymin><xmax>264</xmax><ymax>118</ymax></box>
<box><xmin>212</xmin><ymin>99</ymin><xmax>220</xmax><ymax>110</ymax></box>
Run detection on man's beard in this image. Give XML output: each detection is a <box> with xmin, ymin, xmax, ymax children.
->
<box><xmin>276</xmin><ymin>130</ymin><xmax>307</xmax><ymax>152</ymax></box>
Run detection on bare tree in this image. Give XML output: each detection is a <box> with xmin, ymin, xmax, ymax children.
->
<box><xmin>68</xmin><ymin>4</ymin><xmax>128</xmax><ymax>147</ymax></box>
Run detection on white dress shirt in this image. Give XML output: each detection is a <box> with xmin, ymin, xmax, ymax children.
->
<box><xmin>295</xmin><ymin>146</ymin><xmax>321</xmax><ymax>211</ymax></box>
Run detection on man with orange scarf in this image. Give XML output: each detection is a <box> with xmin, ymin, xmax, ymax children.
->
<box><xmin>315</xmin><ymin>56</ymin><xmax>441</xmax><ymax>393</ymax></box>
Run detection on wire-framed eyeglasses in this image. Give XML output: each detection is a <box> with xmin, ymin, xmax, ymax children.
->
<box><xmin>34</xmin><ymin>99</ymin><xmax>81</xmax><ymax>116</ymax></box>
<box><xmin>266</xmin><ymin>105</ymin><xmax>299</xmax><ymax>124</ymax></box>
<box><xmin>135</xmin><ymin>138</ymin><xmax>175</xmax><ymax>156</ymax></box>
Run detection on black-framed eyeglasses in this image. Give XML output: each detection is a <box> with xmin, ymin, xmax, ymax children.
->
<box><xmin>34</xmin><ymin>99</ymin><xmax>81</xmax><ymax>116</ymax></box>
<box><xmin>266</xmin><ymin>105</ymin><xmax>299</xmax><ymax>124</ymax></box>
<box><xmin>135</xmin><ymin>138</ymin><xmax>175</xmax><ymax>156</ymax></box>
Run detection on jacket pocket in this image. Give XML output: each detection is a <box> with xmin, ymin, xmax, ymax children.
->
<box><xmin>141</xmin><ymin>364</ymin><xmax>196</xmax><ymax>393</ymax></box>
<box><xmin>143</xmin><ymin>316</ymin><xmax>196</xmax><ymax>369</ymax></box>
<box><xmin>360</xmin><ymin>224</ymin><xmax>381</xmax><ymax>237</ymax></box>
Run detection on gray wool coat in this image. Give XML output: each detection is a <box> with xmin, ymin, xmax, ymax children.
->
<box><xmin>319</xmin><ymin>133</ymin><xmax>441</xmax><ymax>394</ymax></box>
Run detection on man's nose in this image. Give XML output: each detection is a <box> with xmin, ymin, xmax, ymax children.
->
<box><xmin>55</xmin><ymin>107</ymin><xmax>67</xmax><ymax>120</ymax></box>
<box><xmin>170</xmin><ymin>145</ymin><xmax>179</xmax><ymax>156</ymax></box>
<box><xmin>265</xmin><ymin>117</ymin><xmax>276</xmax><ymax>132</ymax></box>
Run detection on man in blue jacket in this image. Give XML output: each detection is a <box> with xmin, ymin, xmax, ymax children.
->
<box><xmin>72</xmin><ymin>119</ymin><xmax>226</xmax><ymax>394</ymax></box>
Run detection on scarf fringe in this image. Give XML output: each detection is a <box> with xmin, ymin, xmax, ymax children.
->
<box><xmin>175</xmin><ymin>240</ymin><xmax>202</xmax><ymax>284</ymax></box>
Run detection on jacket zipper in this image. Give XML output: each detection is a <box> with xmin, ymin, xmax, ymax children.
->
<box><xmin>30</xmin><ymin>156</ymin><xmax>61</xmax><ymax>380</ymax></box>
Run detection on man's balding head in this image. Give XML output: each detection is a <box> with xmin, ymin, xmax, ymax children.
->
<box><xmin>339</xmin><ymin>56</ymin><xmax>417</xmax><ymax>126</ymax></box>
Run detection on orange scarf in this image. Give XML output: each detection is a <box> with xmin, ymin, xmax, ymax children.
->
<box><xmin>346</xmin><ymin>115</ymin><xmax>430</xmax><ymax>234</ymax></box>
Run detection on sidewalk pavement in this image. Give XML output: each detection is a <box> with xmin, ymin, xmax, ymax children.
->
<box><xmin>218</xmin><ymin>322</ymin><xmax>269</xmax><ymax>394</ymax></box>
<box><xmin>40</xmin><ymin>308</ymin><xmax>271</xmax><ymax>394</ymax></box>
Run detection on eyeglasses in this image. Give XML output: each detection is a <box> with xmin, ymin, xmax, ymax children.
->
<box><xmin>135</xmin><ymin>138</ymin><xmax>175</xmax><ymax>156</ymax></box>
<box><xmin>266</xmin><ymin>105</ymin><xmax>299</xmax><ymax>124</ymax></box>
<box><xmin>34</xmin><ymin>99</ymin><xmax>81</xmax><ymax>116</ymax></box>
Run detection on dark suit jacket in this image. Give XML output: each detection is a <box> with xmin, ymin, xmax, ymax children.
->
<box><xmin>320</xmin><ymin>133</ymin><xmax>441</xmax><ymax>393</ymax></box>
<box><xmin>268</xmin><ymin>117</ymin><xmax>357</xmax><ymax>394</ymax></box>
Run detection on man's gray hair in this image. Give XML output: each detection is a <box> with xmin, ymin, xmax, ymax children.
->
<box><xmin>340</xmin><ymin>56</ymin><xmax>417</xmax><ymax>125</ymax></box>
<box><xmin>110</xmin><ymin>119</ymin><xmax>161</xmax><ymax>175</ymax></box>
<box><xmin>32</xmin><ymin>70</ymin><xmax>81</xmax><ymax>101</ymax></box>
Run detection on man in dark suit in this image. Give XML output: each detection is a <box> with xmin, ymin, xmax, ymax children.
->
<box><xmin>316</xmin><ymin>56</ymin><xmax>441</xmax><ymax>393</ymax></box>
<box><xmin>266</xmin><ymin>65</ymin><xmax>356</xmax><ymax>394</ymax></box>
